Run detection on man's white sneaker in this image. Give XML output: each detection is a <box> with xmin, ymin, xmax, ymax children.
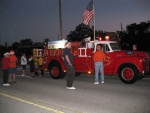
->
<box><xmin>66</xmin><ymin>87</ymin><xmax>76</xmax><ymax>89</ymax></box>
<box><xmin>101</xmin><ymin>81</ymin><xmax>104</xmax><ymax>84</ymax></box>
<box><xmin>3</xmin><ymin>84</ymin><xmax>10</xmax><ymax>86</ymax></box>
<box><xmin>3</xmin><ymin>84</ymin><xmax>7</xmax><ymax>86</ymax></box>
<box><xmin>94</xmin><ymin>82</ymin><xmax>99</xmax><ymax>85</ymax></box>
<box><xmin>6</xmin><ymin>83</ymin><xmax>10</xmax><ymax>86</ymax></box>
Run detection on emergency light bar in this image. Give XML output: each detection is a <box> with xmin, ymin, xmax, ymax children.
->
<box><xmin>48</xmin><ymin>40</ymin><xmax>67</xmax><ymax>49</ymax></box>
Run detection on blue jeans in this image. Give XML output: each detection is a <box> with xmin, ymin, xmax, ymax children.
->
<box><xmin>94</xmin><ymin>62</ymin><xmax>104</xmax><ymax>82</ymax></box>
<box><xmin>9</xmin><ymin>68</ymin><xmax>16</xmax><ymax>74</ymax></box>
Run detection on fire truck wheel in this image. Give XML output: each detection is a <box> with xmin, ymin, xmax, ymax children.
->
<box><xmin>118</xmin><ymin>64</ymin><xmax>139</xmax><ymax>84</ymax></box>
<box><xmin>138</xmin><ymin>75</ymin><xmax>145</xmax><ymax>80</ymax></box>
<box><xmin>49</xmin><ymin>61</ymin><xmax>66</xmax><ymax>79</ymax></box>
<box><xmin>75</xmin><ymin>72</ymin><xmax>82</xmax><ymax>76</ymax></box>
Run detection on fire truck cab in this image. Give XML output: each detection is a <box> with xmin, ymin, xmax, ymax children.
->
<box><xmin>41</xmin><ymin>40</ymin><xmax>150</xmax><ymax>84</ymax></box>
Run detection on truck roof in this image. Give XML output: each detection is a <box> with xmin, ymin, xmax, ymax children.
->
<box><xmin>93</xmin><ymin>40</ymin><xmax>120</xmax><ymax>52</ymax></box>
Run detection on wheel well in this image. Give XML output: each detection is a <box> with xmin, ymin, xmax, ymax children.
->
<box><xmin>117</xmin><ymin>63</ymin><xmax>138</xmax><ymax>73</ymax></box>
<box><xmin>48</xmin><ymin>60</ymin><xmax>61</xmax><ymax>69</ymax></box>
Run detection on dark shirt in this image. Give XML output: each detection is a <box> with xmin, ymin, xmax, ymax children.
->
<box><xmin>29</xmin><ymin>59</ymin><xmax>34</xmax><ymax>68</ymax></box>
<box><xmin>63</xmin><ymin>48</ymin><xmax>74</xmax><ymax>66</ymax></box>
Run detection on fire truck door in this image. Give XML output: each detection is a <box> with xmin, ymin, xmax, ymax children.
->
<box><xmin>74</xmin><ymin>48</ymin><xmax>92</xmax><ymax>72</ymax></box>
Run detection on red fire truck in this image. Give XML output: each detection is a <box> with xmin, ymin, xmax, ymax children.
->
<box><xmin>34</xmin><ymin>39</ymin><xmax>150</xmax><ymax>84</ymax></box>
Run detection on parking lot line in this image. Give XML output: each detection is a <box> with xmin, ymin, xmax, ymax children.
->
<box><xmin>0</xmin><ymin>92</ymin><xmax>64</xmax><ymax>113</ymax></box>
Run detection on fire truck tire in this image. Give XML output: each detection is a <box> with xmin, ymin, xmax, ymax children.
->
<box><xmin>49</xmin><ymin>61</ymin><xmax>66</xmax><ymax>79</ymax></box>
<box><xmin>138</xmin><ymin>75</ymin><xmax>145</xmax><ymax>80</ymax></box>
<box><xmin>118</xmin><ymin>64</ymin><xmax>139</xmax><ymax>84</ymax></box>
<box><xmin>75</xmin><ymin>72</ymin><xmax>82</xmax><ymax>76</ymax></box>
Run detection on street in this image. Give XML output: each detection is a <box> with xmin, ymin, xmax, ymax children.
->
<box><xmin>0</xmin><ymin>68</ymin><xmax>150</xmax><ymax>113</ymax></box>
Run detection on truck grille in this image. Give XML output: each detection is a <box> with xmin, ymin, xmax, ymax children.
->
<box><xmin>144</xmin><ymin>59</ymin><xmax>150</xmax><ymax>74</ymax></box>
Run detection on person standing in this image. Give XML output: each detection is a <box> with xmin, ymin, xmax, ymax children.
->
<box><xmin>63</xmin><ymin>42</ymin><xmax>76</xmax><ymax>89</ymax></box>
<box><xmin>21</xmin><ymin>53</ymin><xmax>27</xmax><ymax>76</ymax></box>
<box><xmin>2</xmin><ymin>52</ymin><xmax>10</xmax><ymax>86</ymax></box>
<box><xmin>93</xmin><ymin>44</ymin><xmax>106</xmax><ymax>84</ymax></box>
<box><xmin>38</xmin><ymin>56</ymin><xmax>44</xmax><ymax>76</ymax></box>
<box><xmin>29</xmin><ymin>55</ymin><xmax>35</xmax><ymax>77</ymax></box>
<box><xmin>84</xmin><ymin>37</ymin><xmax>93</xmax><ymax>48</ymax></box>
<box><xmin>9</xmin><ymin>50</ymin><xmax>18</xmax><ymax>83</ymax></box>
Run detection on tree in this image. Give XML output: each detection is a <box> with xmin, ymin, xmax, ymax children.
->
<box><xmin>9</xmin><ymin>42</ymin><xmax>20</xmax><ymax>56</ymax></box>
<box><xmin>20</xmin><ymin>39</ymin><xmax>33</xmax><ymax>45</ymax></box>
<box><xmin>66</xmin><ymin>23</ymin><xmax>94</xmax><ymax>41</ymax></box>
<box><xmin>95</xmin><ymin>30</ymin><xmax>106</xmax><ymax>40</ymax></box>
<box><xmin>43</xmin><ymin>38</ymin><xmax>50</xmax><ymax>44</ymax></box>
<box><xmin>0</xmin><ymin>45</ymin><xmax>8</xmax><ymax>56</ymax></box>
<box><xmin>117</xmin><ymin>20</ymin><xmax>150</xmax><ymax>51</ymax></box>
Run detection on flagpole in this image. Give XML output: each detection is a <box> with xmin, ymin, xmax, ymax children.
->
<box><xmin>93</xmin><ymin>0</ymin><xmax>95</xmax><ymax>41</ymax></box>
<box><xmin>59</xmin><ymin>0</ymin><xmax>63</xmax><ymax>40</ymax></box>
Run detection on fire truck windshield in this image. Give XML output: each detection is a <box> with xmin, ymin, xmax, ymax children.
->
<box><xmin>110</xmin><ymin>43</ymin><xmax>120</xmax><ymax>51</ymax></box>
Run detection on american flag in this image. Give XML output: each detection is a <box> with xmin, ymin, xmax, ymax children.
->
<box><xmin>83</xmin><ymin>0</ymin><xmax>94</xmax><ymax>25</ymax></box>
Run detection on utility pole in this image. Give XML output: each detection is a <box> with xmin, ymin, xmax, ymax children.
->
<box><xmin>121</xmin><ymin>23</ymin><xmax>123</xmax><ymax>32</ymax></box>
<box><xmin>58</xmin><ymin>34</ymin><xmax>59</xmax><ymax>40</ymax></box>
<box><xmin>59</xmin><ymin>0</ymin><xmax>63</xmax><ymax>40</ymax></box>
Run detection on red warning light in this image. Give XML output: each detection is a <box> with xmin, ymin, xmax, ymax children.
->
<box><xmin>99</xmin><ymin>37</ymin><xmax>102</xmax><ymax>41</ymax></box>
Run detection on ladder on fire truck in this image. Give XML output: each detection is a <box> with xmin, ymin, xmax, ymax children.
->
<box><xmin>78</xmin><ymin>48</ymin><xmax>91</xmax><ymax>57</ymax></box>
<box><xmin>33</xmin><ymin>48</ymin><xmax>43</xmax><ymax>57</ymax></box>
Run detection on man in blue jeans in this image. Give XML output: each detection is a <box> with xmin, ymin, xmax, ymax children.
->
<box><xmin>93</xmin><ymin>44</ymin><xmax>106</xmax><ymax>84</ymax></box>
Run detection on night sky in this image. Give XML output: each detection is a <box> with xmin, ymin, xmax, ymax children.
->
<box><xmin>0</xmin><ymin>0</ymin><xmax>150</xmax><ymax>45</ymax></box>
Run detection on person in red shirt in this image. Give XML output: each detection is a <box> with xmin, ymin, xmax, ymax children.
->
<box><xmin>2</xmin><ymin>52</ymin><xmax>10</xmax><ymax>86</ymax></box>
<box><xmin>9</xmin><ymin>50</ymin><xmax>18</xmax><ymax>83</ymax></box>
<box><xmin>93</xmin><ymin>44</ymin><xmax>106</xmax><ymax>84</ymax></box>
